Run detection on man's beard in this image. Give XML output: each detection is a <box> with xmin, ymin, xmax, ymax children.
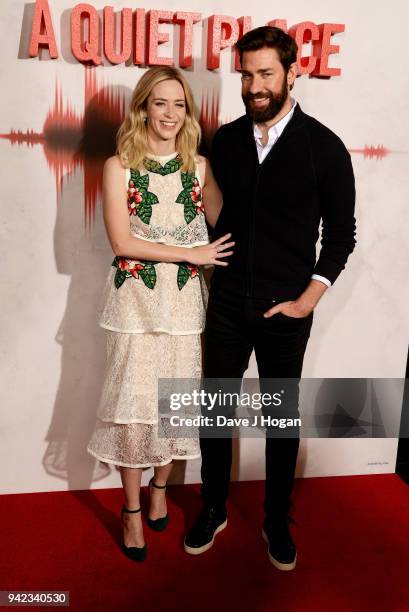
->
<box><xmin>242</xmin><ymin>76</ymin><xmax>288</xmax><ymax>123</ymax></box>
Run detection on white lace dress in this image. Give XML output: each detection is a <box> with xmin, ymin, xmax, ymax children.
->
<box><xmin>87</xmin><ymin>152</ymin><xmax>209</xmax><ymax>467</ymax></box>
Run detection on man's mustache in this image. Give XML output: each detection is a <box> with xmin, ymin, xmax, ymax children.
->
<box><xmin>244</xmin><ymin>92</ymin><xmax>273</xmax><ymax>101</ymax></box>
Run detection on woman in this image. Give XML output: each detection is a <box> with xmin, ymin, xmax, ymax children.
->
<box><xmin>87</xmin><ymin>66</ymin><xmax>233</xmax><ymax>562</ymax></box>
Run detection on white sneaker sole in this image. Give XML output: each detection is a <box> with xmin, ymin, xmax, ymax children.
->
<box><xmin>262</xmin><ymin>528</ymin><xmax>297</xmax><ymax>571</ymax></box>
<box><xmin>184</xmin><ymin>519</ymin><xmax>228</xmax><ymax>555</ymax></box>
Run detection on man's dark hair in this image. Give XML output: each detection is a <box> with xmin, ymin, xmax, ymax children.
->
<box><xmin>236</xmin><ymin>26</ymin><xmax>298</xmax><ymax>71</ymax></box>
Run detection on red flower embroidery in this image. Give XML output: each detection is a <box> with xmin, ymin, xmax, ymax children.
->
<box><xmin>117</xmin><ymin>258</ymin><xmax>144</xmax><ymax>278</ymax></box>
<box><xmin>190</xmin><ymin>179</ymin><xmax>200</xmax><ymax>202</ymax></box>
<box><xmin>127</xmin><ymin>185</ymin><xmax>143</xmax><ymax>215</ymax></box>
<box><xmin>187</xmin><ymin>264</ymin><xmax>199</xmax><ymax>278</ymax></box>
<box><xmin>190</xmin><ymin>179</ymin><xmax>204</xmax><ymax>214</ymax></box>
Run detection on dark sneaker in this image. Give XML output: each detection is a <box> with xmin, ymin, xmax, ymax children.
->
<box><xmin>262</xmin><ymin>518</ymin><xmax>297</xmax><ymax>571</ymax></box>
<box><xmin>184</xmin><ymin>505</ymin><xmax>228</xmax><ymax>555</ymax></box>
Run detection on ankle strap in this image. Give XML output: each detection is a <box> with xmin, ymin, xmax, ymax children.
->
<box><xmin>122</xmin><ymin>505</ymin><xmax>141</xmax><ymax>514</ymax></box>
<box><xmin>149</xmin><ymin>477</ymin><xmax>166</xmax><ymax>489</ymax></box>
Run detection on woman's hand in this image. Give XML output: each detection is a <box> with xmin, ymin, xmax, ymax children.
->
<box><xmin>186</xmin><ymin>233</ymin><xmax>234</xmax><ymax>266</ymax></box>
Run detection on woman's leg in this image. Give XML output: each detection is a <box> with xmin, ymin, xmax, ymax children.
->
<box><xmin>149</xmin><ymin>461</ymin><xmax>173</xmax><ymax>520</ymax></box>
<box><xmin>120</xmin><ymin>467</ymin><xmax>145</xmax><ymax>547</ymax></box>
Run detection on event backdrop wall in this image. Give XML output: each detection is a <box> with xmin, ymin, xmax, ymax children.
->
<box><xmin>1</xmin><ymin>0</ymin><xmax>408</xmax><ymax>494</ymax></box>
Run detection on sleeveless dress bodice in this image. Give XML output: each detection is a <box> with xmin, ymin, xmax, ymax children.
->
<box><xmin>98</xmin><ymin>153</ymin><xmax>209</xmax><ymax>334</ymax></box>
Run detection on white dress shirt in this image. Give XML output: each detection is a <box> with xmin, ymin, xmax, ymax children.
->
<box><xmin>253</xmin><ymin>99</ymin><xmax>331</xmax><ymax>288</ymax></box>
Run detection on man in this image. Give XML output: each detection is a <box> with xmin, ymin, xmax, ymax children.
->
<box><xmin>184</xmin><ymin>26</ymin><xmax>356</xmax><ymax>570</ymax></box>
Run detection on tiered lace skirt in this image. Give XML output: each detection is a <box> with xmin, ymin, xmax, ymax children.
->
<box><xmin>87</xmin><ymin>330</ymin><xmax>201</xmax><ymax>468</ymax></box>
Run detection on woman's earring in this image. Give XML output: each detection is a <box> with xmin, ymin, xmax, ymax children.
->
<box><xmin>143</xmin><ymin>115</ymin><xmax>147</xmax><ymax>123</ymax></box>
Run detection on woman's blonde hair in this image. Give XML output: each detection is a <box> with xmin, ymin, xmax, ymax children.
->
<box><xmin>117</xmin><ymin>66</ymin><xmax>201</xmax><ymax>173</ymax></box>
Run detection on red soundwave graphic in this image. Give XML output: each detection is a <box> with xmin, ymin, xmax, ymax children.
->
<box><xmin>199</xmin><ymin>91</ymin><xmax>221</xmax><ymax>148</ymax></box>
<box><xmin>43</xmin><ymin>84</ymin><xmax>83</xmax><ymax>193</ymax></box>
<box><xmin>1</xmin><ymin>72</ymin><xmax>223</xmax><ymax>230</ymax></box>
<box><xmin>349</xmin><ymin>144</ymin><xmax>409</xmax><ymax>160</ymax></box>
<box><xmin>3</xmin><ymin>68</ymin><xmax>409</xmax><ymax>229</ymax></box>
<box><xmin>1</xmin><ymin>67</ymin><xmax>126</xmax><ymax>230</ymax></box>
<box><xmin>81</xmin><ymin>67</ymin><xmax>127</xmax><ymax>228</ymax></box>
<box><xmin>2</xmin><ymin>130</ymin><xmax>44</xmax><ymax>146</ymax></box>
<box><xmin>348</xmin><ymin>145</ymin><xmax>390</xmax><ymax>160</ymax></box>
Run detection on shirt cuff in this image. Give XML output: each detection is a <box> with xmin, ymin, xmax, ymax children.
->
<box><xmin>311</xmin><ymin>274</ymin><xmax>332</xmax><ymax>288</ymax></box>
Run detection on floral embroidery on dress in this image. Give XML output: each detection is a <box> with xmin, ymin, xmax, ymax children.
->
<box><xmin>128</xmin><ymin>169</ymin><xmax>159</xmax><ymax>224</ymax></box>
<box><xmin>176</xmin><ymin>172</ymin><xmax>204</xmax><ymax>224</ymax></box>
<box><xmin>143</xmin><ymin>154</ymin><xmax>183</xmax><ymax>175</ymax></box>
<box><xmin>115</xmin><ymin>161</ymin><xmax>206</xmax><ymax>292</ymax></box>
<box><xmin>177</xmin><ymin>262</ymin><xmax>200</xmax><ymax>290</ymax></box>
<box><xmin>112</xmin><ymin>256</ymin><xmax>157</xmax><ymax>289</ymax></box>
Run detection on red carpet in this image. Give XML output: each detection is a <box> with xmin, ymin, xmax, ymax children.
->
<box><xmin>1</xmin><ymin>475</ymin><xmax>408</xmax><ymax>612</ymax></box>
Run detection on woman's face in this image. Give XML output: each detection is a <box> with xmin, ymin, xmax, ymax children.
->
<box><xmin>145</xmin><ymin>79</ymin><xmax>187</xmax><ymax>144</ymax></box>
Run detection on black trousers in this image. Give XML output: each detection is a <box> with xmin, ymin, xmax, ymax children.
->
<box><xmin>200</xmin><ymin>285</ymin><xmax>313</xmax><ymax>524</ymax></box>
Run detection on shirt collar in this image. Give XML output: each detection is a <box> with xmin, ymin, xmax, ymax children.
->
<box><xmin>253</xmin><ymin>98</ymin><xmax>297</xmax><ymax>142</ymax></box>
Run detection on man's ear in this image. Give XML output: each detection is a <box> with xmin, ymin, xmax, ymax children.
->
<box><xmin>287</xmin><ymin>62</ymin><xmax>298</xmax><ymax>89</ymax></box>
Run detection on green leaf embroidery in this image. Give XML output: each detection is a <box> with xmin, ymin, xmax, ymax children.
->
<box><xmin>130</xmin><ymin>168</ymin><xmax>139</xmax><ymax>182</ymax></box>
<box><xmin>144</xmin><ymin>155</ymin><xmax>182</xmax><ymax>175</ymax></box>
<box><xmin>165</xmin><ymin>157</ymin><xmax>183</xmax><ymax>174</ymax></box>
<box><xmin>130</xmin><ymin>169</ymin><xmax>148</xmax><ymax>191</ymax></box>
<box><xmin>111</xmin><ymin>257</ymin><xmax>157</xmax><ymax>290</ymax></box>
<box><xmin>128</xmin><ymin>169</ymin><xmax>158</xmax><ymax>224</ymax></box>
<box><xmin>177</xmin><ymin>265</ymin><xmax>190</xmax><ymax>290</ymax></box>
<box><xmin>138</xmin><ymin>174</ymin><xmax>149</xmax><ymax>190</ymax></box>
<box><xmin>145</xmin><ymin>191</ymin><xmax>159</xmax><ymax>206</ymax></box>
<box><xmin>177</xmin><ymin>263</ymin><xmax>200</xmax><ymax>290</ymax></box>
<box><xmin>143</xmin><ymin>159</ymin><xmax>163</xmax><ymax>174</ymax></box>
<box><xmin>175</xmin><ymin>191</ymin><xmax>191</xmax><ymax>206</ymax></box>
<box><xmin>137</xmin><ymin>202</ymin><xmax>153</xmax><ymax>224</ymax></box>
<box><xmin>184</xmin><ymin>202</ymin><xmax>197</xmax><ymax>225</ymax></box>
<box><xmin>139</xmin><ymin>263</ymin><xmax>157</xmax><ymax>289</ymax></box>
<box><xmin>114</xmin><ymin>269</ymin><xmax>127</xmax><ymax>289</ymax></box>
<box><xmin>181</xmin><ymin>172</ymin><xmax>195</xmax><ymax>190</ymax></box>
<box><xmin>176</xmin><ymin>172</ymin><xmax>203</xmax><ymax>224</ymax></box>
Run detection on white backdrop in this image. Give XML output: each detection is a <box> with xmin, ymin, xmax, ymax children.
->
<box><xmin>1</xmin><ymin>0</ymin><xmax>408</xmax><ymax>494</ymax></box>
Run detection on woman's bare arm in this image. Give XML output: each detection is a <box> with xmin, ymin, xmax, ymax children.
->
<box><xmin>102</xmin><ymin>155</ymin><xmax>233</xmax><ymax>266</ymax></box>
<box><xmin>197</xmin><ymin>156</ymin><xmax>223</xmax><ymax>228</ymax></box>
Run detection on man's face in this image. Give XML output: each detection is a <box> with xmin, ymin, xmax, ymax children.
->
<box><xmin>240</xmin><ymin>47</ymin><xmax>292</xmax><ymax>123</ymax></box>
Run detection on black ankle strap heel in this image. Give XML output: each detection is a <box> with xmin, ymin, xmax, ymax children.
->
<box><xmin>121</xmin><ymin>505</ymin><xmax>142</xmax><ymax>517</ymax></box>
<box><xmin>121</xmin><ymin>506</ymin><xmax>147</xmax><ymax>562</ymax></box>
<box><xmin>149</xmin><ymin>477</ymin><xmax>167</xmax><ymax>490</ymax></box>
<box><xmin>147</xmin><ymin>477</ymin><xmax>169</xmax><ymax>532</ymax></box>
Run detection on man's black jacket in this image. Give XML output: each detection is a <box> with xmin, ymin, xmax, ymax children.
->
<box><xmin>209</xmin><ymin>103</ymin><xmax>356</xmax><ymax>300</ymax></box>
